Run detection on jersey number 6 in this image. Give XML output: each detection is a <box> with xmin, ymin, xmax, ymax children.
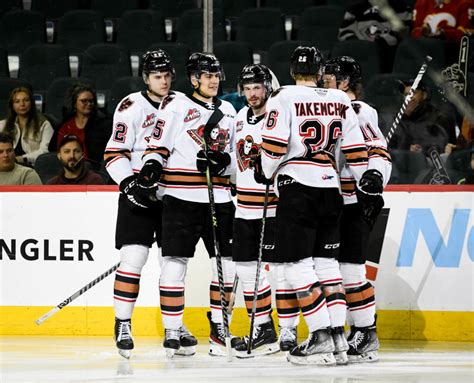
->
<box><xmin>300</xmin><ymin>119</ymin><xmax>342</xmax><ymax>157</ymax></box>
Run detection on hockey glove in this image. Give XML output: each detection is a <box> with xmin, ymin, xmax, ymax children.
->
<box><xmin>253</xmin><ymin>155</ymin><xmax>273</xmax><ymax>185</ymax></box>
<box><xmin>358</xmin><ymin>169</ymin><xmax>383</xmax><ymax>195</ymax></box>
<box><xmin>356</xmin><ymin>169</ymin><xmax>385</xmax><ymax>230</ymax></box>
<box><xmin>138</xmin><ymin>160</ymin><xmax>162</xmax><ymax>188</ymax></box>
<box><xmin>196</xmin><ymin>149</ymin><xmax>231</xmax><ymax>176</ymax></box>
<box><xmin>120</xmin><ymin>175</ymin><xmax>154</xmax><ymax>210</ymax></box>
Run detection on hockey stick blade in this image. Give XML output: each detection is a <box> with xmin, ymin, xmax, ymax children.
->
<box><xmin>35</xmin><ymin>262</ymin><xmax>120</xmax><ymax>325</ymax></box>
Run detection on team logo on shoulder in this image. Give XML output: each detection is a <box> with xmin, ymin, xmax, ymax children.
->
<box><xmin>187</xmin><ymin>124</ymin><xmax>229</xmax><ymax>150</ymax></box>
<box><xmin>142</xmin><ymin>113</ymin><xmax>156</xmax><ymax>129</ymax></box>
<box><xmin>236</xmin><ymin>120</ymin><xmax>244</xmax><ymax>132</ymax></box>
<box><xmin>237</xmin><ymin>135</ymin><xmax>260</xmax><ymax>172</ymax></box>
<box><xmin>118</xmin><ymin>97</ymin><xmax>134</xmax><ymax>112</ymax></box>
<box><xmin>184</xmin><ymin>108</ymin><xmax>201</xmax><ymax>123</ymax></box>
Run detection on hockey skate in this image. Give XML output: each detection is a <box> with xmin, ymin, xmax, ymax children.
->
<box><xmin>287</xmin><ymin>328</ymin><xmax>336</xmax><ymax>366</ymax></box>
<box><xmin>331</xmin><ymin>326</ymin><xmax>349</xmax><ymax>365</ymax></box>
<box><xmin>163</xmin><ymin>328</ymin><xmax>180</xmax><ymax>358</ymax></box>
<box><xmin>175</xmin><ymin>324</ymin><xmax>198</xmax><ymax>356</ymax></box>
<box><xmin>207</xmin><ymin>311</ymin><xmax>241</xmax><ymax>357</ymax></box>
<box><xmin>235</xmin><ymin>318</ymin><xmax>279</xmax><ymax>358</ymax></box>
<box><xmin>115</xmin><ymin>318</ymin><xmax>134</xmax><ymax>359</ymax></box>
<box><xmin>347</xmin><ymin>325</ymin><xmax>380</xmax><ymax>363</ymax></box>
<box><xmin>279</xmin><ymin>326</ymin><xmax>297</xmax><ymax>352</ymax></box>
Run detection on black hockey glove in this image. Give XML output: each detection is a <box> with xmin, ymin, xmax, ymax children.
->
<box><xmin>120</xmin><ymin>175</ymin><xmax>154</xmax><ymax>210</ymax></box>
<box><xmin>356</xmin><ymin>169</ymin><xmax>384</xmax><ymax>230</ymax></box>
<box><xmin>196</xmin><ymin>149</ymin><xmax>231</xmax><ymax>176</ymax></box>
<box><xmin>137</xmin><ymin>159</ymin><xmax>162</xmax><ymax>189</ymax></box>
<box><xmin>253</xmin><ymin>154</ymin><xmax>273</xmax><ymax>185</ymax></box>
<box><xmin>358</xmin><ymin>169</ymin><xmax>384</xmax><ymax>195</ymax></box>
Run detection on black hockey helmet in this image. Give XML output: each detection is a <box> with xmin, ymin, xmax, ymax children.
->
<box><xmin>290</xmin><ymin>46</ymin><xmax>323</xmax><ymax>77</ymax></box>
<box><xmin>185</xmin><ymin>52</ymin><xmax>225</xmax><ymax>80</ymax></box>
<box><xmin>324</xmin><ymin>56</ymin><xmax>362</xmax><ymax>88</ymax></box>
<box><xmin>141</xmin><ymin>49</ymin><xmax>175</xmax><ymax>78</ymax></box>
<box><xmin>238</xmin><ymin>64</ymin><xmax>274</xmax><ymax>97</ymax></box>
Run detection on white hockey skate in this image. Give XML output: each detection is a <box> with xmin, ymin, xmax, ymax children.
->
<box><xmin>287</xmin><ymin>328</ymin><xmax>336</xmax><ymax>366</ymax></box>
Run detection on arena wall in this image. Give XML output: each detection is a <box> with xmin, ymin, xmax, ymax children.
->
<box><xmin>0</xmin><ymin>185</ymin><xmax>473</xmax><ymax>341</ymax></box>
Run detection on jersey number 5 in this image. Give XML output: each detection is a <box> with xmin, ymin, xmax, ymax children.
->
<box><xmin>152</xmin><ymin>119</ymin><xmax>165</xmax><ymax>140</ymax></box>
<box><xmin>300</xmin><ymin>119</ymin><xmax>342</xmax><ymax>156</ymax></box>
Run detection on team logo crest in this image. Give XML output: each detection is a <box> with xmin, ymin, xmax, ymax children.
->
<box><xmin>118</xmin><ymin>97</ymin><xmax>134</xmax><ymax>112</ymax></box>
<box><xmin>187</xmin><ymin>124</ymin><xmax>229</xmax><ymax>150</ymax></box>
<box><xmin>142</xmin><ymin>113</ymin><xmax>156</xmax><ymax>129</ymax></box>
<box><xmin>184</xmin><ymin>108</ymin><xmax>201</xmax><ymax>122</ymax></box>
<box><xmin>237</xmin><ymin>135</ymin><xmax>260</xmax><ymax>172</ymax></box>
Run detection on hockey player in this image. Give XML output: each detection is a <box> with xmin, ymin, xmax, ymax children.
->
<box><xmin>231</xmin><ymin>64</ymin><xmax>282</xmax><ymax>357</ymax></box>
<box><xmin>104</xmin><ymin>50</ymin><xmax>196</xmax><ymax>358</ymax></box>
<box><xmin>259</xmin><ymin>46</ymin><xmax>368</xmax><ymax>366</ymax></box>
<box><xmin>323</xmin><ymin>56</ymin><xmax>392</xmax><ymax>363</ymax></box>
<box><xmin>139</xmin><ymin>52</ymin><xmax>239</xmax><ymax>357</ymax></box>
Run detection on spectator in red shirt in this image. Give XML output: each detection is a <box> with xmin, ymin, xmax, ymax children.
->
<box><xmin>52</xmin><ymin>83</ymin><xmax>112</xmax><ymax>169</ymax></box>
<box><xmin>411</xmin><ymin>0</ymin><xmax>474</xmax><ymax>42</ymax></box>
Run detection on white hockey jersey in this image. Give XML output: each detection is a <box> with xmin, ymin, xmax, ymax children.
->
<box><xmin>234</xmin><ymin>106</ymin><xmax>278</xmax><ymax>220</ymax></box>
<box><xmin>142</xmin><ymin>93</ymin><xmax>236</xmax><ymax>204</ymax></box>
<box><xmin>261</xmin><ymin>85</ymin><xmax>368</xmax><ymax>193</ymax></box>
<box><xmin>104</xmin><ymin>91</ymin><xmax>164</xmax><ymax>185</ymax></box>
<box><xmin>338</xmin><ymin>100</ymin><xmax>392</xmax><ymax>205</ymax></box>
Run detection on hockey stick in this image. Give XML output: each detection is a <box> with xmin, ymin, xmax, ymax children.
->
<box><xmin>385</xmin><ymin>56</ymin><xmax>432</xmax><ymax>145</ymax></box>
<box><xmin>205</xmin><ymin>165</ymin><xmax>233</xmax><ymax>361</ymax></box>
<box><xmin>247</xmin><ymin>183</ymin><xmax>270</xmax><ymax>354</ymax></box>
<box><xmin>36</xmin><ymin>262</ymin><xmax>120</xmax><ymax>325</ymax></box>
<box><xmin>227</xmin><ymin>275</ymin><xmax>239</xmax><ymax>315</ymax></box>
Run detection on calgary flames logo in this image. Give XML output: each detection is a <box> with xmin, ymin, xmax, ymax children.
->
<box><xmin>237</xmin><ymin>135</ymin><xmax>260</xmax><ymax>172</ymax></box>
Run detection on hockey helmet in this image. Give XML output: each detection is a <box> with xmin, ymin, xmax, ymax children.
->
<box><xmin>141</xmin><ymin>50</ymin><xmax>175</xmax><ymax>78</ymax></box>
<box><xmin>290</xmin><ymin>46</ymin><xmax>323</xmax><ymax>77</ymax></box>
<box><xmin>238</xmin><ymin>64</ymin><xmax>275</xmax><ymax>97</ymax></box>
<box><xmin>185</xmin><ymin>52</ymin><xmax>225</xmax><ymax>80</ymax></box>
<box><xmin>324</xmin><ymin>56</ymin><xmax>362</xmax><ymax>88</ymax></box>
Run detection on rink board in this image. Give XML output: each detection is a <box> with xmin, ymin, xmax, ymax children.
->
<box><xmin>0</xmin><ymin>185</ymin><xmax>473</xmax><ymax>341</ymax></box>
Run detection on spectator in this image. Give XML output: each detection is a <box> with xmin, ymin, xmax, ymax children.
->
<box><xmin>411</xmin><ymin>0</ymin><xmax>474</xmax><ymax>42</ymax></box>
<box><xmin>0</xmin><ymin>132</ymin><xmax>42</xmax><ymax>185</ymax></box>
<box><xmin>457</xmin><ymin>146</ymin><xmax>474</xmax><ymax>184</ymax></box>
<box><xmin>51</xmin><ymin>83</ymin><xmax>112</xmax><ymax>169</ymax></box>
<box><xmin>0</xmin><ymin>86</ymin><xmax>54</xmax><ymax>166</ymax></box>
<box><xmin>388</xmin><ymin>79</ymin><xmax>456</xmax><ymax>154</ymax></box>
<box><xmin>47</xmin><ymin>135</ymin><xmax>104</xmax><ymax>185</ymax></box>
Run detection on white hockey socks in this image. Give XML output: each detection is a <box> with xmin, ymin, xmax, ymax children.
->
<box><xmin>340</xmin><ymin>263</ymin><xmax>376</xmax><ymax>328</ymax></box>
<box><xmin>314</xmin><ymin>257</ymin><xmax>347</xmax><ymax>328</ymax></box>
<box><xmin>236</xmin><ymin>261</ymin><xmax>272</xmax><ymax>325</ymax></box>
<box><xmin>210</xmin><ymin>257</ymin><xmax>236</xmax><ymax>324</ymax></box>
<box><xmin>270</xmin><ymin>263</ymin><xmax>300</xmax><ymax>329</ymax></box>
<box><xmin>114</xmin><ymin>245</ymin><xmax>148</xmax><ymax>320</ymax></box>
<box><xmin>159</xmin><ymin>257</ymin><xmax>188</xmax><ymax>330</ymax></box>
<box><xmin>285</xmin><ymin>257</ymin><xmax>330</xmax><ymax>332</ymax></box>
